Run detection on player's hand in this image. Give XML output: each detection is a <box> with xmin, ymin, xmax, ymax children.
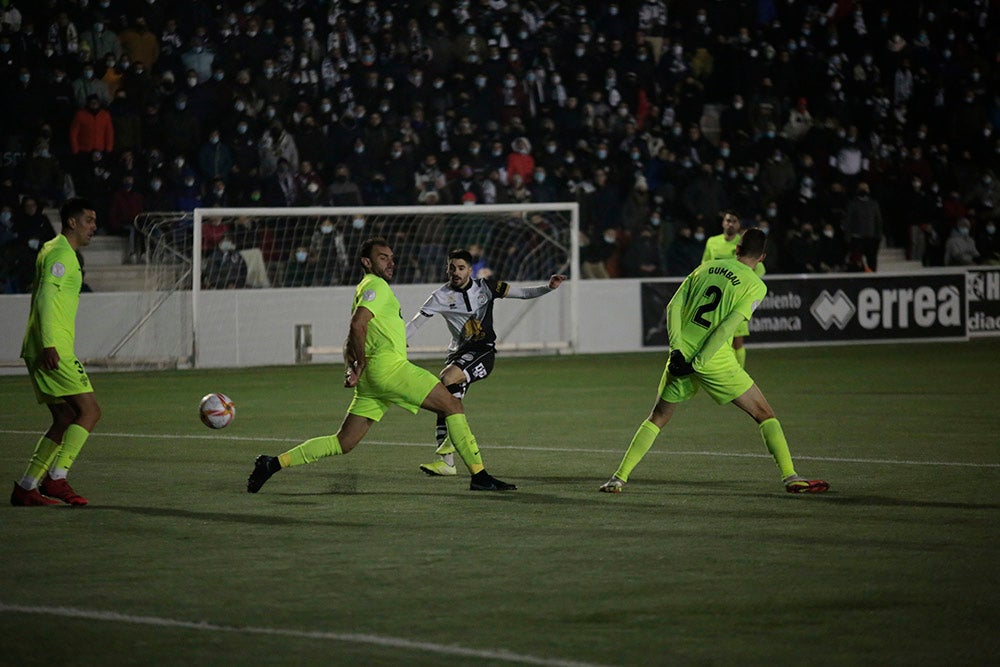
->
<box><xmin>41</xmin><ymin>347</ymin><xmax>60</xmax><ymax>371</ymax></box>
<box><xmin>548</xmin><ymin>274</ymin><xmax>568</xmax><ymax>289</ymax></box>
<box><xmin>344</xmin><ymin>360</ymin><xmax>363</xmax><ymax>388</ymax></box>
<box><xmin>667</xmin><ymin>349</ymin><xmax>694</xmax><ymax>377</ymax></box>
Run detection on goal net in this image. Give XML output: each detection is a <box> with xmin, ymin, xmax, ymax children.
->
<box><xmin>120</xmin><ymin>203</ymin><xmax>578</xmax><ymax>369</ymax></box>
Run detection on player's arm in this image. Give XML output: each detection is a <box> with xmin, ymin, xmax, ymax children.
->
<box><xmin>504</xmin><ymin>275</ymin><xmax>567</xmax><ymax>299</ymax></box>
<box><xmin>690</xmin><ymin>311</ymin><xmax>745</xmax><ymax>371</ymax></box>
<box><xmin>35</xmin><ymin>278</ymin><xmax>62</xmax><ymax>370</ymax></box>
<box><xmin>665</xmin><ymin>279</ymin><xmax>689</xmax><ymax>351</ymax></box>
<box><xmin>405</xmin><ymin>310</ymin><xmax>432</xmax><ymax>342</ymax></box>
<box><xmin>343</xmin><ymin>306</ymin><xmax>373</xmax><ymax>387</ymax></box>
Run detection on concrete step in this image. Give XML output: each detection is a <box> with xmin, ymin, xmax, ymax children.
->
<box><xmin>878</xmin><ymin>246</ymin><xmax>923</xmax><ymax>272</ymax></box>
<box><xmin>81</xmin><ymin>235</ymin><xmax>130</xmax><ymax>267</ymax></box>
<box><xmin>84</xmin><ymin>264</ymin><xmax>155</xmax><ymax>292</ymax></box>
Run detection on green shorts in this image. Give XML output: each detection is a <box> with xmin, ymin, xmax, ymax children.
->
<box><xmin>348</xmin><ymin>356</ymin><xmax>440</xmax><ymax>422</ymax></box>
<box><xmin>24</xmin><ymin>355</ymin><xmax>93</xmax><ymax>404</ymax></box>
<box><xmin>658</xmin><ymin>348</ymin><xmax>754</xmax><ymax>406</ymax></box>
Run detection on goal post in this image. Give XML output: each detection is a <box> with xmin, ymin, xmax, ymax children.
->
<box><xmin>190</xmin><ymin>203</ymin><xmax>580</xmax><ymax>368</ymax></box>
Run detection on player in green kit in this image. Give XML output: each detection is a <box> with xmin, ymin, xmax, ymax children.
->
<box><xmin>12</xmin><ymin>198</ymin><xmax>101</xmax><ymax>507</ymax></box>
<box><xmin>701</xmin><ymin>209</ymin><xmax>764</xmax><ymax>368</ymax></box>
<box><xmin>247</xmin><ymin>237</ymin><xmax>516</xmax><ymax>493</ymax></box>
<box><xmin>598</xmin><ymin>228</ymin><xmax>828</xmax><ymax>495</ymax></box>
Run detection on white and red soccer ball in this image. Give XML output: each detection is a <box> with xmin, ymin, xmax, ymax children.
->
<box><xmin>199</xmin><ymin>392</ymin><xmax>235</xmax><ymax>429</ymax></box>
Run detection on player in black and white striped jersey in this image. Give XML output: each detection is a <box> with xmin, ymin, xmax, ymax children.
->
<box><xmin>405</xmin><ymin>248</ymin><xmax>566</xmax><ymax>476</ymax></box>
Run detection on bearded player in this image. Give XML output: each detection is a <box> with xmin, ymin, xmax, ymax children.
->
<box><xmin>406</xmin><ymin>248</ymin><xmax>566</xmax><ymax>476</ymax></box>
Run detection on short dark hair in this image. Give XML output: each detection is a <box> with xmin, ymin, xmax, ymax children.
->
<box><xmin>719</xmin><ymin>208</ymin><xmax>740</xmax><ymax>221</ymax></box>
<box><xmin>738</xmin><ymin>228</ymin><xmax>767</xmax><ymax>258</ymax></box>
<box><xmin>447</xmin><ymin>248</ymin><xmax>473</xmax><ymax>264</ymax></box>
<box><xmin>60</xmin><ymin>198</ymin><xmax>94</xmax><ymax>226</ymax></box>
<box><xmin>359</xmin><ymin>236</ymin><xmax>389</xmax><ymax>262</ymax></box>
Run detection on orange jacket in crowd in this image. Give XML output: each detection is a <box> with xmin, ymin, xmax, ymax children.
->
<box><xmin>70</xmin><ymin>108</ymin><xmax>115</xmax><ymax>155</ymax></box>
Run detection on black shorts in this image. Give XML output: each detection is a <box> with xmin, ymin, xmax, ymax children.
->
<box><xmin>445</xmin><ymin>346</ymin><xmax>496</xmax><ymax>386</ymax></box>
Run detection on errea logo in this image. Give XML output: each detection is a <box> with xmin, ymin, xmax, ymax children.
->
<box><xmin>810</xmin><ymin>290</ymin><xmax>855</xmax><ymax>330</ymax></box>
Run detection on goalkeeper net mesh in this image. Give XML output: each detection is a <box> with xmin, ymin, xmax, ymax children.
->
<box><xmin>118</xmin><ymin>204</ymin><xmax>577</xmax><ymax>368</ymax></box>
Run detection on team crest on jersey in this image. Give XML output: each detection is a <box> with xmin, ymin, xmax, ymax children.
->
<box><xmin>477</xmin><ymin>292</ymin><xmax>488</xmax><ymax>306</ymax></box>
<box><xmin>362</xmin><ymin>289</ymin><xmax>376</xmax><ymax>302</ymax></box>
<box><xmin>51</xmin><ymin>262</ymin><xmax>66</xmax><ymax>278</ymax></box>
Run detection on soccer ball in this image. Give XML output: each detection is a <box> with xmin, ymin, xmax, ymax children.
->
<box><xmin>199</xmin><ymin>392</ymin><xmax>235</xmax><ymax>429</ymax></box>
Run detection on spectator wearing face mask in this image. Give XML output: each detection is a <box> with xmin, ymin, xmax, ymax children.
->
<box><xmin>78</xmin><ymin>16</ymin><xmax>123</xmax><ymax>64</ymax></box>
<box><xmin>198</xmin><ymin>129</ymin><xmax>235</xmax><ymax>184</ymax></box>
<box><xmin>507</xmin><ymin>136</ymin><xmax>535</xmax><ymax>185</ymax></box>
<box><xmin>107</xmin><ymin>174</ymin><xmax>143</xmax><ymax>237</ymax></box>
<box><xmin>72</xmin><ymin>64</ymin><xmax>111</xmax><ymax>109</ymax></box>
<box><xmin>842</xmin><ymin>181</ymin><xmax>883</xmax><ymax>271</ymax></box>
<box><xmin>975</xmin><ymin>219</ymin><xmax>1000</xmax><ymax>264</ymax></box>
<box><xmin>143</xmin><ymin>174</ymin><xmax>172</xmax><ymax>212</ymax></box>
<box><xmin>326</xmin><ymin>163</ymin><xmax>363</xmax><ymax>207</ymax></box>
<box><xmin>663</xmin><ymin>224</ymin><xmax>700</xmax><ymax>276</ymax></box>
<box><xmin>944</xmin><ymin>218</ymin><xmax>979</xmax><ymax>266</ymax></box>
<box><xmin>258</xmin><ymin>123</ymin><xmax>299</xmax><ymax>178</ymax></box>
<box><xmin>204</xmin><ymin>234</ymin><xmax>248</xmax><ymax>289</ymax></box>
<box><xmin>161</xmin><ymin>93</ymin><xmax>201</xmax><ymax>159</ymax></box>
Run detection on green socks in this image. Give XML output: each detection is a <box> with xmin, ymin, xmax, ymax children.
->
<box><xmin>445</xmin><ymin>413</ymin><xmax>483</xmax><ymax>474</ymax></box>
<box><xmin>48</xmin><ymin>424</ymin><xmax>90</xmax><ymax>481</ymax></box>
<box><xmin>614</xmin><ymin>420</ymin><xmax>661</xmax><ymax>482</ymax></box>
<box><xmin>280</xmin><ymin>435</ymin><xmax>343</xmax><ymax>468</ymax></box>
<box><xmin>759</xmin><ymin>418</ymin><xmax>796</xmax><ymax>479</ymax></box>
<box><xmin>20</xmin><ymin>435</ymin><xmax>63</xmax><ymax>489</ymax></box>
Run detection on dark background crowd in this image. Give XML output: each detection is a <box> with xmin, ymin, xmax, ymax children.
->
<box><xmin>2</xmin><ymin>0</ymin><xmax>1000</xmax><ymax>293</ymax></box>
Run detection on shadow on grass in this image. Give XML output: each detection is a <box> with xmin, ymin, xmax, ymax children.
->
<box><xmin>91</xmin><ymin>505</ymin><xmax>370</xmax><ymax>527</ymax></box>
<box><xmin>513</xmin><ymin>475</ymin><xmax>1000</xmax><ymax>511</ymax></box>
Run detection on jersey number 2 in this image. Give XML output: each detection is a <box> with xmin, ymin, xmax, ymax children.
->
<box><xmin>693</xmin><ymin>286</ymin><xmax>722</xmax><ymax>328</ymax></box>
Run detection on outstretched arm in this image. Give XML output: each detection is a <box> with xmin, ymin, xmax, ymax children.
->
<box><xmin>405</xmin><ymin>311</ymin><xmax>432</xmax><ymax>341</ymax></box>
<box><xmin>505</xmin><ymin>274</ymin><xmax>568</xmax><ymax>299</ymax></box>
<box><xmin>343</xmin><ymin>306</ymin><xmax>373</xmax><ymax>387</ymax></box>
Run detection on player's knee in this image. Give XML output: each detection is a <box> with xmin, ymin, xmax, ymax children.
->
<box><xmin>755</xmin><ymin>406</ymin><xmax>775</xmax><ymax>423</ymax></box>
<box><xmin>442</xmin><ymin>393</ymin><xmax>464</xmax><ymax>416</ymax></box>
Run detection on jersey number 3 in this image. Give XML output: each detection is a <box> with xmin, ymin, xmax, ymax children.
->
<box><xmin>693</xmin><ymin>286</ymin><xmax>723</xmax><ymax>328</ymax></box>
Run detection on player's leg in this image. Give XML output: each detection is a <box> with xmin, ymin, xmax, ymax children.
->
<box><xmin>421</xmin><ymin>363</ymin><xmax>467</xmax><ymax>476</ymax></box>
<box><xmin>11</xmin><ymin>401</ymin><xmax>76</xmax><ymax>507</ymax></box>
<box><xmin>422</xmin><ymin>350</ymin><xmax>493</xmax><ymax>476</ymax></box>
<box><xmin>600</xmin><ymin>366</ymin><xmax>692</xmax><ymax>493</ymax></box>
<box><xmin>247</xmin><ymin>389</ymin><xmax>382</xmax><ymax>494</ymax></box>
<box><xmin>731</xmin><ymin>384</ymin><xmax>828</xmax><ymax>493</ymax></box>
<box><xmin>420</xmin><ymin>384</ymin><xmax>515</xmax><ymax>491</ymax></box>
<box><xmin>37</xmin><ymin>392</ymin><xmax>100</xmax><ymax>505</ymax></box>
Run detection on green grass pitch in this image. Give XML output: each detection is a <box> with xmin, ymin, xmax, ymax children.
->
<box><xmin>1</xmin><ymin>341</ymin><xmax>998</xmax><ymax>666</ymax></box>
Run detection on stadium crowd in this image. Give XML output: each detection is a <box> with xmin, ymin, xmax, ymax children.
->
<box><xmin>2</xmin><ymin>0</ymin><xmax>1000</xmax><ymax>292</ymax></box>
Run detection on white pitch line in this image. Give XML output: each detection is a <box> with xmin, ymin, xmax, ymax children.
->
<box><xmin>1</xmin><ymin>429</ymin><xmax>998</xmax><ymax>469</ymax></box>
<box><xmin>0</xmin><ymin>602</ymin><xmax>606</xmax><ymax>667</ymax></box>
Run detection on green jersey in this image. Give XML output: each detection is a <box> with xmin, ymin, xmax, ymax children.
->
<box><xmin>702</xmin><ymin>233</ymin><xmax>766</xmax><ymax>277</ymax></box>
<box><xmin>21</xmin><ymin>235</ymin><xmax>82</xmax><ymax>359</ymax></box>
<box><xmin>667</xmin><ymin>257</ymin><xmax>767</xmax><ymax>360</ymax></box>
<box><xmin>353</xmin><ymin>273</ymin><xmax>407</xmax><ymax>361</ymax></box>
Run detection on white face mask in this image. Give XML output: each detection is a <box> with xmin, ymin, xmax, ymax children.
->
<box><xmin>352</xmin><ymin>218</ymin><xmax>365</xmax><ymax>230</ymax></box>
<box><xmin>694</xmin><ymin>233</ymin><xmax>705</xmax><ymax>242</ymax></box>
<box><xmin>295</xmin><ymin>250</ymin><xmax>308</xmax><ymax>262</ymax></box>
<box><xmin>220</xmin><ymin>240</ymin><xmax>235</xmax><ymax>251</ymax></box>
<box><xmin>320</xmin><ymin>224</ymin><xmax>334</xmax><ymax>234</ymax></box>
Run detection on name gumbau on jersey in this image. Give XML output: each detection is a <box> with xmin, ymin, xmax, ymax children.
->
<box><xmin>708</xmin><ymin>266</ymin><xmax>741</xmax><ymax>286</ymax></box>
<box><xmin>857</xmin><ymin>285</ymin><xmax>961</xmax><ymax>329</ymax></box>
